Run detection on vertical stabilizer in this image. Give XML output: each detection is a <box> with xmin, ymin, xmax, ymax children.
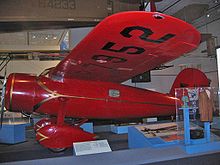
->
<box><xmin>169</xmin><ymin>68</ymin><xmax>210</xmax><ymax>96</ymax></box>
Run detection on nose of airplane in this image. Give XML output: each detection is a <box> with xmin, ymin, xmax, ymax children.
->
<box><xmin>5</xmin><ymin>73</ymin><xmax>37</xmax><ymax>114</ymax></box>
<box><xmin>5</xmin><ymin>73</ymin><xmax>14</xmax><ymax>111</ymax></box>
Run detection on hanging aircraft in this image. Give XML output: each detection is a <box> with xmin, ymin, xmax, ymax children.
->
<box><xmin>0</xmin><ymin>1</ymin><xmax>210</xmax><ymax>151</ymax></box>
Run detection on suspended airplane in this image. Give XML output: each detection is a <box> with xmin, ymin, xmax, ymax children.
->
<box><xmin>0</xmin><ymin>1</ymin><xmax>210</xmax><ymax>151</ymax></box>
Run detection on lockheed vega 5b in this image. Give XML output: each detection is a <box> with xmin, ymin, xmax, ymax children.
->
<box><xmin>0</xmin><ymin>4</ymin><xmax>209</xmax><ymax>151</ymax></box>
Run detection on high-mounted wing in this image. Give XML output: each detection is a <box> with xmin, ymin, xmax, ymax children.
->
<box><xmin>49</xmin><ymin>11</ymin><xmax>200</xmax><ymax>83</ymax></box>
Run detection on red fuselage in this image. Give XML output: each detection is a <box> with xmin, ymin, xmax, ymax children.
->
<box><xmin>5</xmin><ymin>73</ymin><xmax>178</xmax><ymax>119</ymax></box>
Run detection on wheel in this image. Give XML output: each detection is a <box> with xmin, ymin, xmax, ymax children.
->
<box><xmin>49</xmin><ymin>147</ymin><xmax>66</xmax><ymax>153</ymax></box>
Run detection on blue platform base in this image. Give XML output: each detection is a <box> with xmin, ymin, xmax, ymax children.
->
<box><xmin>94</xmin><ymin>125</ymin><xmax>112</xmax><ymax>133</ymax></box>
<box><xmin>128</xmin><ymin>125</ymin><xmax>220</xmax><ymax>154</ymax></box>
<box><xmin>111</xmin><ymin>125</ymin><xmax>130</xmax><ymax>134</ymax></box>
<box><xmin>182</xmin><ymin>141</ymin><xmax>220</xmax><ymax>154</ymax></box>
<box><xmin>128</xmin><ymin>126</ymin><xmax>179</xmax><ymax>149</ymax></box>
<box><xmin>0</xmin><ymin>123</ymin><xmax>27</xmax><ymax>144</ymax></box>
<box><xmin>80</xmin><ymin>123</ymin><xmax>93</xmax><ymax>133</ymax></box>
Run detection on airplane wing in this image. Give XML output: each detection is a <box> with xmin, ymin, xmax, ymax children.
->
<box><xmin>49</xmin><ymin>11</ymin><xmax>200</xmax><ymax>83</ymax></box>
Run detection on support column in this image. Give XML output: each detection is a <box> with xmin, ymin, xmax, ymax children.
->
<box><xmin>57</xmin><ymin>97</ymin><xmax>69</xmax><ymax>126</ymax></box>
<box><xmin>204</xmin><ymin>122</ymin><xmax>211</xmax><ymax>143</ymax></box>
<box><xmin>217</xmin><ymin>48</ymin><xmax>220</xmax><ymax>116</ymax></box>
<box><xmin>183</xmin><ymin>107</ymin><xmax>191</xmax><ymax>145</ymax></box>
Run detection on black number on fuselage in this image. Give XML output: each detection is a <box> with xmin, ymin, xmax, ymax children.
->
<box><xmin>120</xmin><ymin>26</ymin><xmax>175</xmax><ymax>44</ymax></box>
<box><xmin>102</xmin><ymin>42</ymin><xmax>145</xmax><ymax>54</ymax></box>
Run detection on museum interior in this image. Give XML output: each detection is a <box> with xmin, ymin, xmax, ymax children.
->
<box><xmin>0</xmin><ymin>0</ymin><xmax>220</xmax><ymax>165</ymax></box>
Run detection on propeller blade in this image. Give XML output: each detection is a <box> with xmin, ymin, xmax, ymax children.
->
<box><xmin>0</xmin><ymin>69</ymin><xmax>7</xmax><ymax>128</ymax></box>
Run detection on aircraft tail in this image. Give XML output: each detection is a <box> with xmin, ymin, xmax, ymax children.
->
<box><xmin>169</xmin><ymin>68</ymin><xmax>210</xmax><ymax>96</ymax></box>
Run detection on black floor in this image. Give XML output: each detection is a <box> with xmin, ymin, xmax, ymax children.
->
<box><xmin>0</xmin><ymin>128</ymin><xmax>128</xmax><ymax>163</ymax></box>
<box><xmin>1</xmin><ymin>126</ymin><xmax>220</xmax><ymax>164</ymax></box>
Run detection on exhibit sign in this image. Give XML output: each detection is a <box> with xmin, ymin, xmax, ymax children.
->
<box><xmin>73</xmin><ymin>139</ymin><xmax>112</xmax><ymax>156</ymax></box>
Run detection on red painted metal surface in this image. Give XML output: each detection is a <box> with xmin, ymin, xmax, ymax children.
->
<box><xmin>169</xmin><ymin>68</ymin><xmax>210</xmax><ymax>96</ymax></box>
<box><xmin>3</xmin><ymin>11</ymin><xmax>205</xmax><ymax>149</ymax></box>
<box><xmin>36</xmin><ymin>124</ymin><xmax>96</xmax><ymax>149</ymax></box>
<box><xmin>5</xmin><ymin>68</ymin><xmax>209</xmax><ymax>149</ymax></box>
<box><xmin>5</xmin><ymin>73</ymin><xmax>179</xmax><ymax>119</ymax></box>
<box><xmin>34</xmin><ymin>118</ymin><xmax>56</xmax><ymax>132</ymax></box>
<box><xmin>5</xmin><ymin>68</ymin><xmax>209</xmax><ymax>120</ymax></box>
<box><xmin>49</xmin><ymin>11</ymin><xmax>200</xmax><ymax>83</ymax></box>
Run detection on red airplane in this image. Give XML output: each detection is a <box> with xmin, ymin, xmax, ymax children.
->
<box><xmin>0</xmin><ymin>2</ymin><xmax>210</xmax><ymax>151</ymax></box>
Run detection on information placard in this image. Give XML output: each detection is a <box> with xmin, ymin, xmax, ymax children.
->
<box><xmin>73</xmin><ymin>139</ymin><xmax>112</xmax><ymax>156</ymax></box>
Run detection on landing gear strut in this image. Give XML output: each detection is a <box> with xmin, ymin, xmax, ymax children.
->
<box><xmin>35</xmin><ymin>97</ymin><xmax>96</xmax><ymax>152</ymax></box>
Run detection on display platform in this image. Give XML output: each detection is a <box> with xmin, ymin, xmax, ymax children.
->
<box><xmin>174</xmin><ymin>87</ymin><xmax>220</xmax><ymax>154</ymax></box>
<box><xmin>179</xmin><ymin>107</ymin><xmax>220</xmax><ymax>154</ymax></box>
<box><xmin>111</xmin><ymin>125</ymin><xmax>130</xmax><ymax>134</ymax></box>
<box><xmin>128</xmin><ymin>123</ymin><xmax>181</xmax><ymax>149</ymax></box>
<box><xmin>81</xmin><ymin>122</ymin><xmax>94</xmax><ymax>133</ymax></box>
<box><xmin>0</xmin><ymin>121</ymin><xmax>30</xmax><ymax>144</ymax></box>
<box><xmin>1</xmin><ymin>123</ymin><xmax>220</xmax><ymax>164</ymax></box>
<box><xmin>94</xmin><ymin>124</ymin><xmax>131</xmax><ymax>134</ymax></box>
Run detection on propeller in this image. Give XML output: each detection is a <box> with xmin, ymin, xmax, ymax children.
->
<box><xmin>0</xmin><ymin>69</ymin><xmax>7</xmax><ymax>128</ymax></box>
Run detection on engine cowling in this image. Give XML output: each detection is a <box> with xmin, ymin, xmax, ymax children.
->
<box><xmin>5</xmin><ymin>73</ymin><xmax>38</xmax><ymax>114</ymax></box>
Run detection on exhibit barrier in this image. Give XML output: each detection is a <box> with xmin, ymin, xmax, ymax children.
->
<box><xmin>128</xmin><ymin>87</ymin><xmax>220</xmax><ymax>154</ymax></box>
<box><xmin>175</xmin><ymin>87</ymin><xmax>220</xmax><ymax>153</ymax></box>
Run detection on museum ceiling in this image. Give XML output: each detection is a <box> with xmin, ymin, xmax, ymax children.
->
<box><xmin>0</xmin><ymin>0</ymin><xmax>219</xmax><ymax>56</ymax></box>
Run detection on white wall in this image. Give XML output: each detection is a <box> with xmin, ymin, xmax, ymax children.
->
<box><xmin>0</xmin><ymin>27</ymin><xmax>94</xmax><ymax>76</ymax></box>
<box><xmin>69</xmin><ymin>27</ymin><xmax>93</xmax><ymax>49</ymax></box>
<box><xmin>1</xmin><ymin>60</ymin><xmax>60</xmax><ymax>77</ymax></box>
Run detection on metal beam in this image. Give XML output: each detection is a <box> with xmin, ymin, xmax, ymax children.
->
<box><xmin>0</xmin><ymin>0</ymin><xmax>139</xmax><ymax>32</ymax></box>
